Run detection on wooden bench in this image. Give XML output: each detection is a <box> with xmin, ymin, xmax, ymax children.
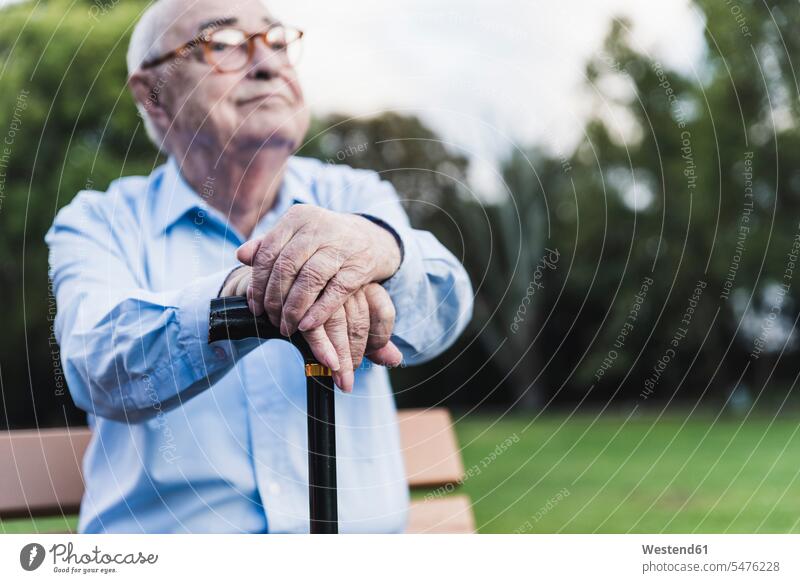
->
<box><xmin>0</xmin><ymin>408</ymin><xmax>474</xmax><ymax>533</ymax></box>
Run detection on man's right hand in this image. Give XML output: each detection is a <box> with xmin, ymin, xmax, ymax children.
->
<box><xmin>220</xmin><ymin>267</ymin><xmax>402</xmax><ymax>391</ymax></box>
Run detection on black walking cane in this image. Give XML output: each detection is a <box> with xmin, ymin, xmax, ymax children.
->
<box><xmin>208</xmin><ymin>296</ymin><xmax>338</xmax><ymax>534</ymax></box>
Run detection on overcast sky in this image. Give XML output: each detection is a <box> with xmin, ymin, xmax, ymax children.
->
<box><xmin>3</xmin><ymin>0</ymin><xmax>707</xmax><ymax>194</ymax></box>
<box><xmin>268</xmin><ymin>0</ymin><xmax>706</xmax><ymax>194</ymax></box>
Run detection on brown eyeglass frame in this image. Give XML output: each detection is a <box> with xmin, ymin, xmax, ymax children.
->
<box><xmin>140</xmin><ymin>24</ymin><xmax>304</xmax><ymax>72</ymax></box>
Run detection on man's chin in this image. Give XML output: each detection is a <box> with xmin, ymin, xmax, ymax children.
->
<box><xmin>230</xmin><ymin>126</ymin><xmax>301</xmax><ymax>153</ymax></box>
<box><xmin>227</xmin><ymin>108</ymin><xmax>307</xmax><ymax>152</ymax></box>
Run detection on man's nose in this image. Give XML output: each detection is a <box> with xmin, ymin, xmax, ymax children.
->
<box><xmin>246</xmin><ymin>38</ymin><xmax>287</xmax><ymax>80</ymax></box>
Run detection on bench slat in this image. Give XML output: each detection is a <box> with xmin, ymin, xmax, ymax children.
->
<box><xmin>406</xmin><ymin>495</ymin><xmax>475</xmax><ymax>534</ymax></box>
<box><xmin>397</xmin><ymin>408</ymin><xmax>465</xmax><ymax>488</ymax></box>
<box><xmin>0</xmin><ymin>427</ymin><xmax>91</xmax><ymax>518</ymax></box>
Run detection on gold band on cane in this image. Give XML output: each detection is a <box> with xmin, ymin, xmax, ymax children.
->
<box><xmin>305</xmin><ymin>363</ymin><xmax>332</xmax><ymax>377</ymax></box>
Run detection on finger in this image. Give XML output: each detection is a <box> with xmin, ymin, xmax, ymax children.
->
<box><xmin>282</xmin><ymin>249</ymin><xmax>343</xmax><ymax>336</ymax></box>
<box><xmin>324</xmin><ymin>307</ymin><xmax>354</xmax><ymax>392</ymax></box>
<box><xmin>300</xmin><ymin>326</ymin><xmax>341</xmax><ymax>372</ymax></box>
<box><xmin>220</xmin><ymin>266</ymin><xmax>249</xmax><ymax>297</ymax></box>
<box><xmin>344</xmin><ymin>290</ymin><xmax>369</xmax><ymax>370</ymax></box>
<box><xmin>366</xmin><ymin>341</ymin><xmax>403</xmax><ymax>368</ymax></box>
<box><xmin>298</xmin><ymin>266</ymin><xmax>364</xmax><ymax>332</ymax></box>
<box><xmin>263</xmin><ymin>234</ymin><xmax>318</xmax><ymax>334</ymax></box>
<box><xmin>232</xmin><ymin>268</ymin><xmax>251</xmax><ymax>296</ymax></box>
<box><xmin>363</xmin><ymin>283</ymin><xmax>396</xmax><ymax>354</ymax></box>
<box><xmin>244</xmin><ymin>224</ymin><xmax>294</xmax><ymax>318</ymax></box>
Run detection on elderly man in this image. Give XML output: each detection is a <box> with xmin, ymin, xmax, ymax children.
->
<box><xmin>46</xmin><ymin>0</ymin><xmax>472</xmax><ymax>533</ymax></box>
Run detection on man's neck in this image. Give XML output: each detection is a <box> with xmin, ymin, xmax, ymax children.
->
<box><xmin>177</xmin><ymin>145</ymin><xmax>290</xmax><ymax>239</ymax></box>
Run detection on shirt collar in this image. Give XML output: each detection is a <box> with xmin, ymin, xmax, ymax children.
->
<box><xmin>150</xmin><ymin>156</ymin><xmax>316</xmax><ymax>236</ymax></box>
<box><xmin>149</xmin><ymin>157</ymin><xmax>209</xmax><ymax>236</ymax></box>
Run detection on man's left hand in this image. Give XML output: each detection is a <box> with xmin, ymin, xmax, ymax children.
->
<box><xmin>236</xmin><ymin>205</ymin><xmax>401</xmax><ymax>336</ymax></box>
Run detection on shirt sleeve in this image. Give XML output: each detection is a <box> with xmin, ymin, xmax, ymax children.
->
<box><xmin>336</xmin><ymin>169</ymin><xmax>474</xmax><ymax>364</ymax></box>
<box><xmin>45</xmin><ymin>192</ymin><xmax>257</xmax><ymax>423</ymax></box>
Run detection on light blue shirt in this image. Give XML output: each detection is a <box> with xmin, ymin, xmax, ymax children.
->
<box><xmin>45</xmin><ymin>156</ymin><xmax>473</xmax><ymax>533</ymax></box>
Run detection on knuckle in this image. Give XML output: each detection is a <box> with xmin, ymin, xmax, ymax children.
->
<box><xmin>321</xmin><ymin>245</ymin><xmax>346</xmax><ymax>264</ymax></box>
<box><xmin>298</xmin><ymin>263</ymin><xmax>329</xmax><ymax>290</ymax></box>
<box><xmin>301</xmin><ymin>330</ymin><xmax>319</xmax><ymax>343</ymax></box>
<box><xmin>253</xmin><ymin>244</ymin><xmax>278</xmax><ymax>267</ymax></box>
<box><xmin>248</xmin><ymin>269</ymin><xmax>268</xmax><ymax>290</ymax></box>
<box><xmin>349</xmin><ymin>324</ymin><xmax>367</xmax><ymax>342</ymax></box>
<box><xmin>273</xmin><ymin>256</ymin><xmax>301</xmax><ymax>279</ymax></box>
<box><xmin>327</xmin><ymin>308</ymin><xmax>347</xmax><ymax>328</ymax></box>
<box><xmin>283</xmin><ymin>305</ymin><xmax>302</xmax><ymax>323</ymax></box>
<box><xmin>264</xmin><ymin>295</ymin><xmax>283</xmax><ymax>313</ymax></box>
<box><xmin>302</xmin><ymin>327</ymin><xmax>326</xmax><ymax>345</ymax></box>
<box><xmin>328</xmin><ymin>274</ymin><xmax>356</xmax><ymax>298</ymax></box>
<box><xmin>355</xmin><ymin>310</ymin><xmax>371</xmax><ymax>332</ymax></box>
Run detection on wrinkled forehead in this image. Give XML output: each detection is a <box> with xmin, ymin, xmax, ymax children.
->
<box><xmin>160</xmin><ymin>0</ymin><xmax>275</xmax><ymax>46</ymax></box>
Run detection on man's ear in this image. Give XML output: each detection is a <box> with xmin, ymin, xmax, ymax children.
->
<box><xmin>128</xmin><ymin>70</ymin><xmax>171</xmax><ymax>132</ymax></box>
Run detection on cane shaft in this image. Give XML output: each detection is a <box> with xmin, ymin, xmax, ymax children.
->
<box><xmin>306</xmin><ymin>371</ymin><xmax>338</xmax><ymax>534</ymax></box>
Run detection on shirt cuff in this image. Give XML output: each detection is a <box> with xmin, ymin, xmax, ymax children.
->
<box><xmin>176</xmin><ymin>269</ymin><xmax>248</xmax><ymax>383</ymax></box>
<box><xmin>356</xmin><ymin>213</ymin><xmax>405</xmax><ymax>278</ymax></box>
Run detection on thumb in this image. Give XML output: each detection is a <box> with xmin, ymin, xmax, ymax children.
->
<box><xmin>236</xmin><ymin>239</ymin><xmax>261</xmax><ymax>265</ymax></box>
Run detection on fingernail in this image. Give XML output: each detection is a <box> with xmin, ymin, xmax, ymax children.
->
<box><xmin>342</xmin><ymin>370</ymin><xmax>354</xmax><ymax>392</ymax></box>
<box><xmin>298</xmin><ymin>315</ymin><xmax>314</xmax><ymax>332</ymax></box>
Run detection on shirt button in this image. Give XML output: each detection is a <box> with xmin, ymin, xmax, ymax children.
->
<box><xmin>269</xmin><ymin>483</ymin><xmax>281</xmax><ymax>496</ymax></box>
<box><xmin>213</xmin><ymin>346</ymin><xmax>227</xmax><ymax>360</ymax></box>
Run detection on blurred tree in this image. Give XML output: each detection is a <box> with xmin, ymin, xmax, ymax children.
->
<box><xmin>535</xmin><ymin>4</ymin><xmax>800</xmax><ymax>410</ymax></box>
<box><xmin>448</xmin><ymin>150</ymin><xmax>555</xmax><ymax>409</ymax></box>
<box><xmin>299</xmin><ymin>112</ymin><xmax>470</xmax><ymax>222</ymax></box>
<box><xmin>0</xmin><ymin>0</ymin><xmax>158</xmax><ymax>428</ymax></box>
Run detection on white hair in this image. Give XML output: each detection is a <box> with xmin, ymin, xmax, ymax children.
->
<box><xmin>127</xmin><ymin>1</ymin><xmax>173</xmax><ymax>149</ymax></box>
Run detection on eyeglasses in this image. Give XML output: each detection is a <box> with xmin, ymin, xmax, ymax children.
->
<box><xmin>141</xmin><ymin>24</ymin><xmax>304</xmax><ymax>73</ymax></box>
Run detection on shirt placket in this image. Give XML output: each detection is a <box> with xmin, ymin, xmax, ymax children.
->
<box><xmin>242</xmin><ymin>347</ymin><xmax>309</xmax><ymax>532</ymax></box>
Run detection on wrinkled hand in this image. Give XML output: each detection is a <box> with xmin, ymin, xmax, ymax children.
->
<box><xmin>236</xmin><ymin>205</ymin><xmax>401</xmax><ymax>337</ymax></box>
<box><xmin>220</xmin><ymin>268</ymin><xmax>402</xmax><ymax>391</ymax></box>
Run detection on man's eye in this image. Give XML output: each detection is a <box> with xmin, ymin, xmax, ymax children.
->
<box><xmin>272</xmin><ymin>42</ymin><xmax>287</xmax><ymax>51</ymax></box>
<box><xmin>210</xmin><ymin>42</ymin><xmax>230</xmax><ymax>52</ymax></box>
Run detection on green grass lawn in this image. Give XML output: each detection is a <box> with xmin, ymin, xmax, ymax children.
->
<box><xmin>446</xmin><ymin>411</ymin><xmax>800</xmax><ymax>533</ymax></box>
<box><xmin>1</xmin><ymin>515</ymin><xmax>77</xmax><ymax>534</ymax></box>
<box><xmin>3</xmin><ymin>412</ymin><xmax>800</xmax><ymax>533</ymax></box>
